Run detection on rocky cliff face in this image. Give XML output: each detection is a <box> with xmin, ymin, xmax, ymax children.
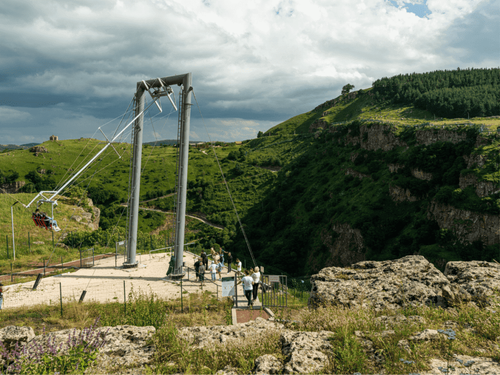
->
<box><xmin>0</xmin><ymin>181</ymin><xmax>25</xmax><ymax>194</ymax></box>
<box><xmin>319</xmin><ymin>223</ymin><xmax>366</xmax><ymax>268</ymax></box>
<box><xmin>427</xmin><ymin>201</ymin><xmax>499</xmax><ymax>246</ymax></box>
<box><xmin>459</xmin><ymin>173</ymin><xmax>498</xmax><ymax>197</ymax></box>
<box><xmin>415</xmin><ymin>129</ymin><xmax>467</xmax><ymax>145</ymax></box>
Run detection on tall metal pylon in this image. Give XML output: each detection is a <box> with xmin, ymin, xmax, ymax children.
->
<box><xmin>124</xmin><ymin>73</ymin><xmax>192</xmax><ymax>270</ymax></box>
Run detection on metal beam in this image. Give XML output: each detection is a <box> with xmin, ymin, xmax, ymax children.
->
<box><xmin>174</xmin><ymin>73</ymin><xmax>193</xmax><ymax>274</ymax></box>
<box><xmin>124</xmin><ymin>86</ymin><xmax>145</xmax><ymax>267</ymax></box>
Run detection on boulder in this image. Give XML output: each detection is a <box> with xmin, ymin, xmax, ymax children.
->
<box><xmin>0</xmin><ymin>326</ymin><xmax>35</xmax><ymax>351</ymax></box>
<box><xmin>309</xmin><ymin>255</ymin><xmax>450</xmax><ymax>311</ymax></box>
<box><xmin>280</xmin><ymin>330</ymin><xmax>333</xmax><ymax>374</ymax></box>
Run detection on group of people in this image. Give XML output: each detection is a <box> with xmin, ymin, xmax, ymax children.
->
<box><xmin>192</xmin><ymin>249</ymin><xmax>261</xmax><ymax>308</ymax></box>
<box><xmin>193</xmin><ymin>248</ymin><xmax>243</xmax><ymax>286</ymax></box>
<box><xmin>239</xmin><ymin>267</ymin><xmax>261</xmax><ymax>307</ymax></box>
<box><xmin>32</xmin><ymin>209</ymin><xmax>61</xmax><ymax>232</ymax></box>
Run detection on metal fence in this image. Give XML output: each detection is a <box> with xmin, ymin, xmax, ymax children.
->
<box><xmin>260</xmin><ymin>274</ymin><xmax>288</xmax><ymax>308</ymax></box>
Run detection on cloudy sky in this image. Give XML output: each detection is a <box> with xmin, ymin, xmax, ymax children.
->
<box><xmin>0</xmin><ymin>0</ymin><xmax>498</xmax><ymax>145</ymax></box>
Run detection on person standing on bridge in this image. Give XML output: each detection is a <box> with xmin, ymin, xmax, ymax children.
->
<box><xmin>251</xmin><ymin>267</ymin><xmax>261</xmax><ymax>302</ymax></box>
<box><xmin>240</xmin><ymin>270</ymin><xmax>254</xmax><ymax>307</ymax></box>
<box><xmin>194</xmin><ymin>257</ymin><xmax>202</xmax><ymax>282</ymax></box>
<box><xmin>210</xmin><ymin>261</ymin><xmax>217</xmax><ymax>281</ymax></box>
<box><xmin>0</xmin><ymin>282</ymin><xmax>3</xmax><ymax>310</ymax></box>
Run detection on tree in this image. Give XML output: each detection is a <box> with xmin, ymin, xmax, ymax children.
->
<box><xmin>257</xmin><ymin>131</ymin><xmax>264</xmax><ymax>138</ymax></box>
<box><xmin>342</xmin><ymin>84</ymin><xmax>355</xmax><ymax>95</ymax></box>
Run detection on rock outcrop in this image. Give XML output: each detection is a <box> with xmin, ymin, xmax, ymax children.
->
<box><xmin>427</xmin><ymin>201</ymin><xmax>500</xmax><ymax>246</ymax></box>
<box><xmin>177</xmin><ymin>317</ymin><xmax>284</xmax><ymax>349</ymax></box>
<box><xmin>319</xmin><ymin>223</ymin><xmax>365</xmax><ymax>268</ymax></box>
<box><xmin>459</xmin><ymin>173</ymin><xmax>498</xmax><ymax>197</ymax></box>
<box><xmin>0</xmin><ymin>326</ymin><xmax>35</xmax><ymax>351</ymax></box>
<box><xmin>29</xmin><ymin>146</ymin><xmax>48</xmax><ymax>156</ymax></box>
<box><xmin>415</xmin><ymin>129</ymin><xmax>467</xmax><ymax>145</ymax></box>
<box><xmin>309</xmin><ymin>255</ymin><xmax>451</xmax><ymax>311</ymax></box>
<box><xmin>389</xmin><ymin>185</ymin><xmax>417</xmax><ymax>202</ymax></box>
<box><xmin>309</xmin><ymin>255</ymin><xmax>500</xmax><ymax>310</ymax></box>
<box><xmin>0</xmin><ymin>181</ymin><xmax>25</xmax><ymax>194</ymax></box>
<box><xmin>281</xmin><ymin>331</ymin><xmax>333</xmax><ymax>374</ymax></box>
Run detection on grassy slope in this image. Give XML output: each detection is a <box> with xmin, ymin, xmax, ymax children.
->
<box><xmin>229</xmin><ymin>92</ymin><xmax>500</xmax><ymax>276</ymax></box>
<box><xmin>1</xmin><ymin>86</ymin><xmax>499</xmax><ymax>276</ymax></box>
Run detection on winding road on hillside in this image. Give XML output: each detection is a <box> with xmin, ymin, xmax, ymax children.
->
<box><xmin>120</xmin><ymin>204</ymin><xmax>225</xmax><ymax>230</ymax></box>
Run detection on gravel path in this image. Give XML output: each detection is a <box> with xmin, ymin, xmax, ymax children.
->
<box><xmin>2</xmin><ymin>251</ymin><xmax>228</xmax><ymax>310</ymax></box>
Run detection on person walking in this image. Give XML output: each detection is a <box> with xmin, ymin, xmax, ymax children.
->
<box><xmin>226</xmin><ymin>252</ymin><xmax>233</xmax><ymax>273</ymax></box>
<box><xmin>251</xmin><ymin>266</ymin><xmax>261</xmax><ymax>302</ymax></box>
<box><xmin>219</xmin><ymin>250</ymin><xmax>224</xmax><ymax>265</ymax></box>
<box><xmin>198</xmin><ymin>263</ymin><xmax>205</xmax><ymax>286</ymax></box>
<box><xmin>209</xmin><ymin>261</ymin><xmax>217</xmax><ymax>281</ymax></box>
<box><xmin>236</xmin><ymin>258</ymin><xmax>242</xmax><ymax>275</ymax></box>
<box><xmin>194</xmin><ymin>257</ymin><xmax>202</xmax><ymax>281</ymax></box>
<box><xmin>240</xmin><ymin>270</ymin><xmax>254</xmax><ymax>307</ymax></box>
<box><xmin>217</xmin><ymin>259</ymin><xmax>224</xmax><ymax>280</ymax></box>
<box><xmin>201</xmin><ymin>251</ymin><xmax>208</xmax><ymax>270</ymax></box>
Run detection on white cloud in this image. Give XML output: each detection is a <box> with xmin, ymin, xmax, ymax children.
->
<box><xmin>0</xmin><ymin>0</ymin><xmax>496</xmax><ymax>144</ymax></box>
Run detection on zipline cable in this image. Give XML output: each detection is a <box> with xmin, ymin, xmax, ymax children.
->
<box><xmin>192</xmin><ymin>89</ymin><xmax>257</xmax><ymax>269</ymax></box>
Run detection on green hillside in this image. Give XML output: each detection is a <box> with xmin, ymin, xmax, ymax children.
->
<box><xmin>1</xmin><ymin>68</ymin><xmax>499</xmax><ymax>276</ymax></box>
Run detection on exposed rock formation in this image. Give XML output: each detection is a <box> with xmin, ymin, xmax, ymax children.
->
<box><xmin>389</xmin><ymin>185</ymin><xmax>417</xmax><ymax>202</ymax></box>
<box><xmin>415</xmin><ymin>129</ymin><xmax>467</xmax><ymax>145</ymax></box>
<box><xmin>253</xmin><ymin>354</ymin><xmax>282</xmax><ymax>374</ymax></box>
<box><xmin>177</xmin><ymin>317</ymin><xmax>284</xmax><ymax>349</ymax></box>
<box><xmin>281</xmin><ymin>331</ymin><xmax>333</xmax><ymax>374</ymax></box>
<box><xmin>0</xmin><ymin>181</ymin><xmax>25</xmax><ymax>194</ymax></box>
<box><xmin>459</xmin><ymin>173</ymin><xmax>498</xmax><ymax>197</ymax></box>
<box><xmin>427</xmin><ymin>201</ymin><xmax>500</xmax><ymax>246</ymax></box>
<box><xmin>320</xmin><ymin>223</ymin><xmax>365</xmax><ymax>268</ymax></box>
<box><xmin>0</xmin><ymin>326</ymin><xmax>35</xmax><ymax>351</ymax></box>
<box><xmin>444</xmin><ymin>261</ymin><xmax>500</xmax><ymax>307</ymax></box>
<box><xmin>309</xmin><ymin>255</ymin><xmax>500</xmax><ymax>310</ymax></box>
<box><xmin>309</xmin><ymin>255</ymin><xmax>451</xmax><ymax>311</ymax></box>
<box><xmin>29</xmin><ymin>146</ymin><xmax>48</xmax><ymax>156</ymax></box>
<box><xmin>411</xmin><ymin>168</ymin><xmax>433</xmax><ymax>181</ymax></box>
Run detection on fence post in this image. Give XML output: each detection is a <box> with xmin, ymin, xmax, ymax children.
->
<box><xmin>43</xmin><ymin>259</ymin><xmax>46</xmax><ymax>276</ymax></box>
<box><xmin>181</xmin><ymin>278</ymin><xmax>183</xmax><ymax>312</ymax></box>
<box><xmin>123</xmin><ymin>280</ymin><xmax>126</xmax><ymax>314</ymax></box>
<box><xmin>11</xmin><ymin>263</ymin><xmax>13</xmax><ymax>283</ymax></box>
<box><xmin>150</xmin><ymin>235</ymin><xmax>153</xmax><ymax>251</ymax></box>
<box><xmin>92</xmin><ymin>247</ymin><xmax>95</xmax><ymax>266</ymax></box>
<box><xmin>59</xmin><ymin>283</ymin><xmax>63</xmax><ymax>317</ymax></box>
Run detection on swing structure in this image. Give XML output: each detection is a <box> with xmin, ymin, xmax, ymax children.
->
<box><xmin>20</xmin><ymin>74</ymin><xmax>191</xmax><ymax>273</ymax></box>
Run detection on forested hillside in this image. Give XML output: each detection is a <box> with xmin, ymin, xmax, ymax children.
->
<box><xmin>1</xmin><ymin>68</ymin><xmax>499</xmax><ymax>276</ymax></box>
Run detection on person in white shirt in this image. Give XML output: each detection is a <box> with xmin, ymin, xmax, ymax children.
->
<box><xmin>209</xmin><ymin>261</ymin><xmax>217</xmax><ymax>281</ymax></box>
<box><xmin>251</xmin><ymin>267</ymin><xmax>261</xmax><ymax>302</ymax></box>
<box><xmin>236</xmin><ymin>259</ymin><xmax>242</xmax><ymax>275</ymax></box>
<box><xmin>240</xmin><ymin>269</ymin><xmax>254</xmax><ymax>306</ymax></box>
